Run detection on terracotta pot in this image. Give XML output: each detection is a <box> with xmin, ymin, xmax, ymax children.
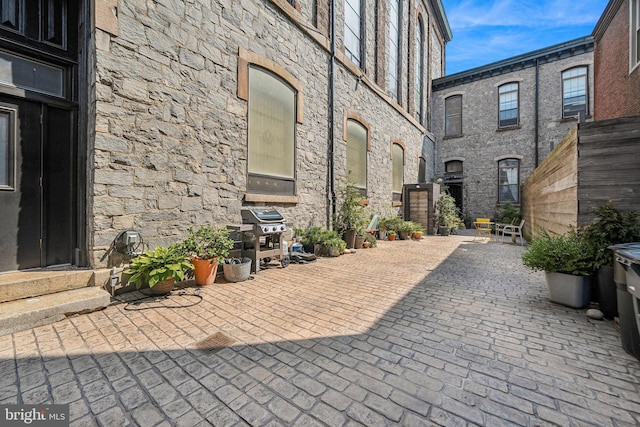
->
<box><xmin>388</xmin><ymin>234</ymin><xmax>396</xmax><ymax>241</ymax></box>
<box><xmin>363</xmin><ymin>241</ymin><xmax>371</xmax><ymax>248</ymax></box>
<box><xmin>412</xmin><ymin>232</ymin><xmax>423</xmax><ymax>239</ymax></box>
<box><xmin>192</xmin><ymin>257</ymin><xmax>219</xmax><ymax>286</ymax></box>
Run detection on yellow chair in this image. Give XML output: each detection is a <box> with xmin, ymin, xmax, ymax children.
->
<box><xmin>474</xmin><ymin>218</ymin><xmax>493</xmax><ymax>241</ymax></box>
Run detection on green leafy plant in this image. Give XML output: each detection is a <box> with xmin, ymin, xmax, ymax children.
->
<box><xmin>581</xmin><ymin>202</ymin><xmax>640</xmax><ymax>269</ymax></box>
<box><xmin>496</xmin><ymin>201</ymin><xmax>522</xmax><ymax>225</ymax></box>
<box><xmin>379</xmin><ymin>215</ymin><xmax>403</xmax><ymax>233</ymax></box>
<box><xmin>364</xmin><ymin>231</ymin><xmax>377</xmax><ymax>247</ymax></box>
<box><xmin>522</xmin><ymin>229</ymin><xmax>595</xmax><ymax>276</ymax></box>
<box><xmin>125</xmin><ymin>245</ymin><xmax>193</xmax><ymax>289</ymax></box>
<box><xmin>323</xmin><ymin>237</ymin><xmax>346</xmax><ymax>254</ymax></box>
<box><xmin>334</xmin><ymin>180</ymin><xmax>368</xmax><ymax>235</ymax></box>
<box><xmin>436</xmin><ymin>193</ymin><xmax>465</xmax><ymax>231</ymax></box>
<box><xmin>294</xmin><ymin>226</ymin><xmax>326</xmax><ymax>246</ymax></box>
<box><xmin>178</xmin><ymin>226</ymin><xmax>234</xmax><ymax>264</ymax></box>
<box><xmin>398</xmin><ymin>221</ymin><xmax>416</xmax><ymax>234</ymax></box>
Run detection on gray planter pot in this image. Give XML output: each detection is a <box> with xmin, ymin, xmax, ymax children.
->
<box><xmin>545</xmin><ymin>272</ymin><xmax>591</xmax><ymax>308</ymax></box>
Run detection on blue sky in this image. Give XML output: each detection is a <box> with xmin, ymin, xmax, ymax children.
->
<box><xmin>441</xmin><ymin>0</ymin><xmax>609</xmax><ymax>75</ymax></box>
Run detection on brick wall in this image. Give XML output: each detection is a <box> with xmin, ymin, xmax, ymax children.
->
<box><xmin>594</xmin><ymin>0</ymin><xmax>640</xmax><ymax>120</ymax></box>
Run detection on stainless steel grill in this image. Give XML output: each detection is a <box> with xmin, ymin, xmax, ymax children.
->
<box><xmin>237</xmin><ymin>208</ymin><xmax>289</xmax><ymax>273</ymax></box>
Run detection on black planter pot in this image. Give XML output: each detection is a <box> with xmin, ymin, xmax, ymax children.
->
<box><xmin>343</xmin><ymin>229</ymin><xmax>356</xmax><ymax>249</ymax></box>
<box><xmin>596</xmin><ymin>265</ymin><xmax>617</xmax><ymax>319</ymax></box>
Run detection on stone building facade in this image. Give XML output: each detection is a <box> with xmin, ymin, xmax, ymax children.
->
<box><xmin>431</xmin><ymin>38</ymin><xmax>594</xmax><ymax>222</ymax></box>
<box><xmin>0</xmin><ymin>0</ymin><xmax>451</xmax><ymax>272</ymax></box>
<box><xmin>593</xmin><ymin>0</ymin><xmax>640</xmax><ymax>120</ymax></box>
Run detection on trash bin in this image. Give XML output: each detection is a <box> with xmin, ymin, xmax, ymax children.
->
<box><xmin>613</xmin><ymin>245</ymin><xmax>640</xmax><ymax>359</ymax></box>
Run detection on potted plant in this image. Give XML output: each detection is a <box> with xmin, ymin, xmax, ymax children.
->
<box><xmin>411</xmin><ymin>222</ymin><xmax>425</xmax><ymax>239</ymax></box>
<box><xmin>293</xmin><ymin>226</ymin><xmax>325</xmax><ymax>253</ymax></box>
<box><xmin>379</xmin><ymin>215</ymin><xmax>402</xmax><ymax>240</ymax></box>
<box><xmin>354</xmin><ymin>228</ymin><xmax>366</xmax><ymax>249</ymax></box>
<box><xmin>387</xmin><ymin>230</ymin><xmax>397</xmax><ymax>241</ymax></box>
<box><xmin>179</xmin><ymin>226</ymin><xmax>234</xmax><ymax>286</ymax></box>
<box><xmin>364</xmin><ymin>232</ymin><xmax>377</xmax><ymax>248</ymax></box>
<box><xmin>581</xmin><ymin>202</ymin><xmax>640</xmax><ymax>318</ymax></box>
<box><xmin>125</xmin><ymin>245</ymin><xmax>193</xmax><ymax>295</ymax></box>
<box><xmin>324</xmin><ymin>237</ymin><xmax>346</xmax><ymax>257</ymax></box>
<box><xmin>397</xmin><ymin>221</ymin><xmax>415</xmax><ymax>240</ymax></box>
<box><xmin>334</xmin><ymin>180</ymin><xmax>367</xmax><ymax>249</ymax></box>
<box><xmin>436</xmin><ymin>193</ymin><xmax>464</xmax><ymax>235</ymax></box>
<box><xmin>522</xmin><ymin>229</ymin><xmax>595</xmax><ymax>308</ymax></box>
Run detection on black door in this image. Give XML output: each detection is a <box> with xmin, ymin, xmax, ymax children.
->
<box><xmin>0</xmin><ymin>96</ymin><xmax>75</xmax><ymax>271</ymax></box>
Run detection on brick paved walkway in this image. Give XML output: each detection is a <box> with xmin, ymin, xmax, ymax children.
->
<box><xmin>1</xmin><ymin>234</ymin><xmax>639</xmax><ymax>426</ymax></box>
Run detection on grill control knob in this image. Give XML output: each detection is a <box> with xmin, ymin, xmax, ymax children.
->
<box><xmin>279</xmin><ymin>225</ymin><xmax>286</xmax><ymax>231</ymax></box>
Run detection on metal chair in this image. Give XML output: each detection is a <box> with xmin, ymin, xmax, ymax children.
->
<box><xmin>474</xmin><ymin>218</ymin><xmax>492</xmax><ymax>241</ymax></box>
<box><xmin>500</xmin><ymin>219</ymin><xmax>525</xmax><ymax>245</ymax></box>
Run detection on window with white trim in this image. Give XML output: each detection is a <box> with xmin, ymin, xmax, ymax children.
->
<box><xmin>498</xmin><ymin>83</ymin><xmax>518</xmax><ymax>128</ymax></box>
<box><xmin>562</xmin><ymin>67</ymin><xmax>588</xmax><ymax>119</ymax></box>
<box><xmin>632</xmin><ymin>0</ymin><xmax>640</xmax><ymax>70</ymax></box>
<box><xmin>498</xmin><ymin>159</ymin><xmax>519</xmax><ymax>203</ymax></box>
<box><xmin>346</xmin><ymin>119</ymin><xmax>368</xmax><ymax>194</ymax></box>
<box><xmin>248</xmin><ymin>66</ymin><xmax>296</xmax><ymax>196</ymax></box>
<box><xmin>445</xmin><ymin>95</ymin><xmax>462</xmax><ymax>136</ymax></box>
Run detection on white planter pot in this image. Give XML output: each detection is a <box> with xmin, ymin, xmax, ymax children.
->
<box><xmin>545</xmin><ymin>272</ymin><xmax>591</xmax><ymax>308</ymax></box>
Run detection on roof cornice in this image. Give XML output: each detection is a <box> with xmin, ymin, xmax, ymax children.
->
<box><xmin>592</xmin><ymin>0</ymin><xmax>624</xmax><ymax>41</ymax></box>
<box><xmin>429</xmin><ymin>0</ymin><xmax>452</xmax><ymax>43</ymax></box>
<box><xmin>432</xmin><ymin>36</ymin><xmax>594</xmax><ymax>91</ymax></box>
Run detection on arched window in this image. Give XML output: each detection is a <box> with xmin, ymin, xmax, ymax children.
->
<box><xmin>388</xmin><ymin>0</ymin><xmax>401</xmax><ymax>100</ymax></box>
<box><xmin>345</xmin><ymin>0</ymin><xmax>363</xmax><ymax>67</ymax></box>
<box><xmin>392</xmin><ymin>142</ymin><xmax>404</xmax><ymax>201</ymax></box>
<box><xmin>445</xmin><ymin>95</ymin><xmax>462</xmax><ymax>136</ymax></box>
<box><xmin>248</xmin><ymin>66</ymin><xmax>296</xmax><ymax>195</ymax></box>
<box><xmin>418</xmin><ymin>156</ymin><xmax>426</xmax><ymax>184</ymax></box>
<box><xmin>498</xmin><ymin>83</ymin><xmax>518</xmax><ymax>128</ymax></box>
<box><xmin>346</xmin><ymin>119</ymin><xmax>368</xmax><ymax>194</ymax></box>
<box><xmin>498</xmin><ymin>159</ymin><xmax>519</xmax><ymax>203</ymax></box>
<box><xmin>415</xmin><ymin>17</ymin><xmax>424</xmax><ymax>123</ymax></box>
<box><xmin>562</xmin><ymin>66</ymin><xmax>588</xmax><ymax>119</ymax></box>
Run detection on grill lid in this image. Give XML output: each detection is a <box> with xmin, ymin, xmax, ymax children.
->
<box><xmin>241</xmin><ymin>208</ymin><xmax>285</xmax><ymax>224</ymax></box>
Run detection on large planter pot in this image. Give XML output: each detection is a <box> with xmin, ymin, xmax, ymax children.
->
<box><xmin>149</xmin><ymin>277</ymin><xmax>175</xmax><ymax>295</ymax></box>
<box><xmin>545</xmin><ymin>272</ymin><xmax>591</xmax><ymax>308</ymax></box>
<box><xmin>223</xmin><ymin>258</ymin><xmax>251</xmax><ymax>283</ymax></box>
<box><xmin>438</xmin><ymin>226</ymin><xmax>450</xmax><ymax>236</ymax></box>
<box><xmin>354</xmin><ymin>235</ymin><xmax>365</xmax><ymax>249</ymax></box>
<box><xmin>387</xmin><ymin>234</ymin><xmax>396</xmax><ymax>241</ymax></box>
<box><xmin>343</xmin><ymin>229</ymin><xmax>356</xmax><ymax>249</ymax></box>
<box><xmin>192</xmin><ymin>257</ymin><xmax>219</xmax><ymax>286</ymax></box>
<box><xmin>596</xmin><ymin>265</ymin><xmax>617</xmax><ymax>319</ymax></box>
<box><xmin>398</xmin><ymin>231</ymin><xmax>409</xmax><ymax>240</ymax></box>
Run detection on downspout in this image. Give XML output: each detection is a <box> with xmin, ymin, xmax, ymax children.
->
<box><xmin>327</xmin><ymin>0</ymin><xmax>337</xmax><ymax>229</ymax></box>
<box><xmin>534</xmin><ymin>59</ymin><xmax>539</xmax><ymax>167</ymax></box>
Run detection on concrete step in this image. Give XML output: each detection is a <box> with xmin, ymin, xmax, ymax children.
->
<box><xmin>0</xmin><ymin>287</ymin><xmax>111</xmax><ymax>336</ymax></box>
<box><xmin>0</xmin><ymin>270</ymin><xmax>94</xmax><ymax>303</ymax></box>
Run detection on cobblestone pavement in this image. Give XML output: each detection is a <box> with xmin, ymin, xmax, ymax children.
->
<box><xmin>2</xmin><ymin>234</ymin><xmax>640</xmax><ymax>426</ymax></box>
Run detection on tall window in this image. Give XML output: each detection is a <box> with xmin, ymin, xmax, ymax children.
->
<box><xmin>562</xmin><ymin>67</ymin><xmax>587</xmax><ymax>119</ymax></box>
<box><xmin>445</xmin><ymin>95</ymin><xmax>462</xmax><ymax>136</ymax></box>
<box><xmin>388</xmin><ymin>0</ymin><xmax>401</xmax><ymax>100</ymax></box>
<box><xmin>248</xmin><ymin>66</ymin><xmax>296</xmax><ymax>195</ymax></box>
<box><xmin>415</xmin><ymin>18</ymin><xmax>424</xmax><ymax>123</ymax></box>
<box><xmin>0</xmin><ymin>107</ymin><xmax>14</xmax><ymax>190</ymax></box>
<box><xmin>498</xmin><ymin>83</ymin><xmax>518</xmax><ymax>128</ymax></box>
<box><xmin>498</xmin><ymin>159</ymin><xmax>519</xmax><ymax>203</ymax></box>
<box><xmin>392</xmin><ymin>143</ymin><xmax>404</xmax><ymax>201</ymax></box>
<box><xmin>346</xmin><ymin>119</ymin><xmax>368</xmax><ymax>194</ymax></box>
<box><xmin>345</xmin><ymin>0</ymin><xmax>363</xmax><ymax>67</ymax></box>
<box><xmin>632</xmin><ymin>0</ymin><xmax>640</xmax><ymax>70</ymax></box>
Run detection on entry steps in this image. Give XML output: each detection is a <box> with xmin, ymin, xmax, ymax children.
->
<box><xmin>0</xmin><ymin>270</ymin><xmax>111</xmax><ymax>336</ymax></box>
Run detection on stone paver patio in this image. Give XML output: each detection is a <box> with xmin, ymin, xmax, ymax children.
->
<box><xmin>1</xmin><ymin>233</ymin><xmax>639</xmax><ymax>426</ymax></box>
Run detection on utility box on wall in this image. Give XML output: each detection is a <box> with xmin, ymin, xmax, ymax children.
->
<box><xmin>403</xmin><ymin>183</ymin><xmax>440</xmax><ymax>235</ymax></box>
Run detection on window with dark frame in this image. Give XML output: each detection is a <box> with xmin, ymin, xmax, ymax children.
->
<box><xmin>418</xmin><ymin>157</ymin><xmax>426</xmax><ymax>184</ymax></box>
<box><xmin>346</xmin><ymin>119</ymin><xmax>368</xmax><ymax>195</ymax></box>
<box><xmin>562</xmin><ymin>67</ymin><xmax>587</xmax><ymax>119</ymax></box>
<box><xmin>498</xmin><ymin>159</ymin><xmax>519</xmax><ymax>204</ymax></box>
<box><xmin>498</xmin><ymin>82</ymin><xmax>518</xmax><ymax>128</ymax></box>
<box><xmin>445</xmin><ymin>95</ymin><xmax>462</xmax><ymax>136</ymax></box>
<box><xmin>0</xmin><ymin>0</ymin><xmax>22</xmax><ymax>32</ymax></box>
<box><xmin>415</xmin><ymin>17</ymin><xmax>424</xmax><ymax>124</ymax></box>
<box><xmin>388</xmin><ymin>0</ymin><xmax>401</xmax><ymax>101</ymax></box>
<box><xmin>0</xmin><ymin>107</ymin><xmax>14</xmax><ymax>190</ymax></box>
<box><xmin>392</xmin><ymin>143</ymin><xmax>404</xmax><ymax>202</ymax></box>
<box><xmin>344</xmin><ymin>0</ymin><xmax>363</xmax><ymax>67</ymax></box>
<box><xmin>247</xmin><ymin>66</ymin><xmax>296</xmax><ymax>196</ymax></box>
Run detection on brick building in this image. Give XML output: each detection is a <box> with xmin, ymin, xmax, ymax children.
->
<box><xmin>593</xmin><ymin>0</ymin><xmax>640</xmax><ymax>120</ymax></box>
<box><xmin>0</xmin><ymin>0</ymin><xmax>451</xmax><ymax>272</ymax></box>
<box><xmin>431</xmin><ymin>38</ymin><xmax>594</xmax><ymax>222</ymax></box>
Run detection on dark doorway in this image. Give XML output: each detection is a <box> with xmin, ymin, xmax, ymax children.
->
<box><xmin>448</xmin><ymin>183</ymin><xmax>463</xmax><ymax>214</ymax></box>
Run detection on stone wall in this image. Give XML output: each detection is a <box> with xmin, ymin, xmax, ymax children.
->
<box><xmin>89</xmin><ymin>0</ymin><xmax>447</xmax><ymax>266</ymax></box>
<box><xmin>432</xmin><ymin>46</ymin><xmax>593</xmax><ymax>221</ymax></box>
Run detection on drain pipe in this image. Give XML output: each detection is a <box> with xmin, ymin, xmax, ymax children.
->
<box><xmin>326</xmin><ymin>0</ymin><xmax>337</xmax><ymax>229</ymax></box>
<box><xmin>534</xmin><ymin>58</ymin><xmax>540</xmax><ymax>167</ymax></box>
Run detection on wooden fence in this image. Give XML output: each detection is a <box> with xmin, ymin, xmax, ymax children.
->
<box><xmin>522</xmin><ymin>116</ymin><xmax>640</xmax><ymax>238</ymax></box>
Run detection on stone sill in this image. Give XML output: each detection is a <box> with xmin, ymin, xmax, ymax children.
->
<box><xmin>496</xmin><ymin>125</ymin><xmax>521</xmax><ymax>132</ymax></box>
<box><xmin>443</xmin><ymin>134</ymin><xmax>464</xmax><ymax>140</ymax></box>
<box><xmin>244</xmin><ymin>194</ymin><xmax>300</xmax><ymax>204</ymax></box>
